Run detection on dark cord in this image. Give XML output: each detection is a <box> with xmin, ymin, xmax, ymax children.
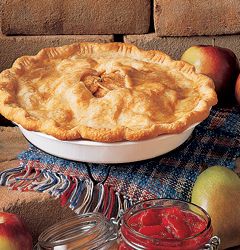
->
<box><xmin>86</xmin><ymin>163</ymin><xmax>111</xmax><ymax>185</ymax></box>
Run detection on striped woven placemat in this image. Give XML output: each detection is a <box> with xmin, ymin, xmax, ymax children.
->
<box><xmin>1</xmin><ymin>106</ymin><xmax>239</xmax><ymax>218</ymax></box>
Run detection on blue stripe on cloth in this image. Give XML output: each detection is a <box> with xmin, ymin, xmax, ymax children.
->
<box><xmin>17</xmin><ymin>106</ymin><xmax>240</xmax><ymax>202</ymax></box>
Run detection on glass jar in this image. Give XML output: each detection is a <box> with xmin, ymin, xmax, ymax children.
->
<box><xmin>34</xmin><ymin>212</ymin><xmax>118</xmax><ymax>250</ymax></box>
<box><xmin>118</xmin><ymin>199</ymin><xmax>219</xmax><ymax>250</ymax></box>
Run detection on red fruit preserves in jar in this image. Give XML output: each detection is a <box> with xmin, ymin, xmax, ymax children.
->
<box><xmin>118</xmin><ymin>199</ymin><xmax>213</xmax><ymax>250</ymax></box>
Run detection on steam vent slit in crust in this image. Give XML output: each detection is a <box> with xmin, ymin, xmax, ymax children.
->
<box><xmin>0</xmin><ymin>43</ymin><xmax>217</xmax><ymax>142</ymax></box>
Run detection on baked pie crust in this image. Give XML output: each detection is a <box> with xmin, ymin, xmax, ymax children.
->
<box><xmin>0</xmin><ymin>43</ymin><xmax>217</xmax><ymax>142</ymax></box>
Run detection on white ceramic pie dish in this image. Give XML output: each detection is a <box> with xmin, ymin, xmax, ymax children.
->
<box><xmin>17</xmin><ymin>123</ymin><xmax>198</xmax><ymax>164</ymax></box>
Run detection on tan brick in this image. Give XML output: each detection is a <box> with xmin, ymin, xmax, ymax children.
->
<box><xmin>2</xmin><ymin>0</ymin><xmax>150</xmax><ymax>35</ymax></box>
<box><xmin>124</xmin><ymin>33</ymin><xmax>240</xmax><ymax>60</ymax></box>
<box><xmin>154</xmin><ymin>0</ymin><xmax>240</xmax><ymax>36</ymax></box>
<box><xmin>0</xmin><ymin>34</ymin><xmax>114</xmax><ymax>72</ymax></box>
<box><xmin>0</xmin><ymin>0</ymin><xmax>4</xmax><ymax>34</ymax></box>
<box><xmin>0</xmin><ymin>127</ymin><xmax>75</xmax><ymax>244</ymax></box>
<box><xmin>0</xmin><ymin>127</ymin><xmax>28</xmax><ymax>162</ymax></box>
<box><xmin>0</xmin><ymin>186</ymin><xmax>75</xmax><ymax>244</ymax></box>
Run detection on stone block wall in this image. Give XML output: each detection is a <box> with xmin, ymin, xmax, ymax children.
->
<box><xmin>0</xmin><ymin>0</ymin><xmax>240</xmax><ymax>72</ymax></box>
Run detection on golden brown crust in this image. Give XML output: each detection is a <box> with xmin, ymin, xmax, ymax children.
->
<box><xmin>0</xmin><ymin>42</ymin><xmax>217</xmax><ymax>142</ymax></box>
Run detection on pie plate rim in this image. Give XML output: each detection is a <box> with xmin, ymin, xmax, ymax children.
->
<box><xmin>16</xmin><ymin>123</ymin><xmax>199</xmax><ymax>164</ymax></box>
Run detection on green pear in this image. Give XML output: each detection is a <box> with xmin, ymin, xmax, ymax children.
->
<box><xmin>191</xmin><ymin>166</ymin><xmax>240</xmax><ymax>249</ymax></box>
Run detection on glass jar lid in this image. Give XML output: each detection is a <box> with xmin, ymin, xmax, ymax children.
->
<box><xmin>37</xmin><ymin>212</ymin><xmax>118</xmax><ymax>250</ymax></box>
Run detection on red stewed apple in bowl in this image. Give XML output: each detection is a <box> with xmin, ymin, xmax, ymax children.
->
<box><xmin>0</xmin><ymin>212</ymin><xmax>32</xmax><ymax>250</ymax></box>
<box><xmin>181</xmin><ymin>45</ymin><xmax>239</xmax><ymax>106</ymax></box>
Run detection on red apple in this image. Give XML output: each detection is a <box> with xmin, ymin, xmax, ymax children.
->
<box><xmin>0</xmin><ymin>212</ymin><xmax>32</xmax><ymax>250</ymax></box>
<box><xmin>181</xmin><ymin>45</ymin><xmax>240</xmax><ymax>106</ymax></box>
<box><xmin>235</xmin><ymin>74</ymin><xmax>240</xmax><ymax>105</ymax></box>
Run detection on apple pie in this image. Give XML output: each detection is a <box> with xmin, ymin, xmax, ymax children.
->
<box><xmin>0</xmin><ymin>43</ymin><xmax>217</xmax><ymax>142</ymax></box>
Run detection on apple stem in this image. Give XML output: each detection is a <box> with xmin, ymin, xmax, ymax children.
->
<box><xmin>212</xmin><ymin>38</ymin><xmax>215</xmax><ymax>47</ymax></box>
